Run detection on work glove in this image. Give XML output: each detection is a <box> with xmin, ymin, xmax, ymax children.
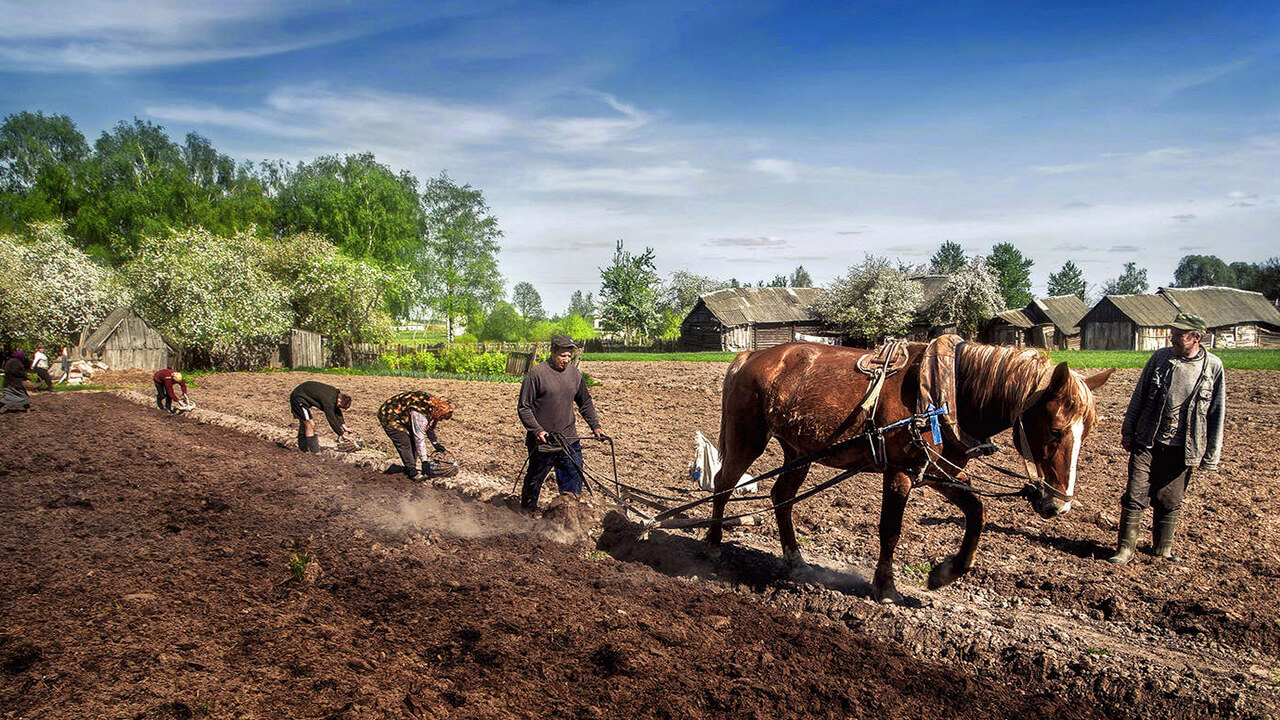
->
<box><xmin>433</xmin><ymin>442</ymin><xmax>446</xmax><ymax>453</ymax></box>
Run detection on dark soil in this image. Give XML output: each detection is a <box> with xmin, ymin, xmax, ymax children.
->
<box><xmin>2</xmin><ymin>359</ymin><xmax>1277</xmax><ymax>718</ymax></box>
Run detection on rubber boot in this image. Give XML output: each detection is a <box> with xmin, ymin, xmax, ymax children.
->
<box><xmin>1152</xmin><ymin>509</ymin><xmax>1181</xmax><ymax>562</ymax></box>
<box><xmin>1107</xmin><ymin>508</ymin><xmax>1143</xmax><ymax>565</ymax></box>
<box><xmin>306</xmin><ymin>436</ymin><xmax>321</xmax><ymax>454</ymax></box>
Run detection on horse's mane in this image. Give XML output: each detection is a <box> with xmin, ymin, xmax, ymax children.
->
<box><xmin>956</xmin><ymin>343</ymin><xmax>1096</xmax><ymax>425</ymax></box>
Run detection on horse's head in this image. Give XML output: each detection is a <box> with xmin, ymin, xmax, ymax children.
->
<box><xmin>1014</xmin><ymin>363</ymin><xmax>1113</xmax><ymax>518</ymax></box>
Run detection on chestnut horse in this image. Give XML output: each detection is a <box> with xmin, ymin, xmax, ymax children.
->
<box><xmin>706</xmin><ymin>339</ymin><xmax>1112</xmax><ymax>603</ymax></box>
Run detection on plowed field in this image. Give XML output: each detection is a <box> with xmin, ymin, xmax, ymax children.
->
<box><xmin>2</xmin><ymin>359</ymin><xmax>1277</xmax><ymax>719</ymax></box>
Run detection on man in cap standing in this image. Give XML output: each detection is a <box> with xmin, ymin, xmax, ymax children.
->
<box><xmin>516</xmin><ymin>334</ymin><xmax>605</xmax><ymax>511</ymax></box>
<box><xmin>1109</xmin><ymin>314</ymin><xmax>1225</xmax><ymax>564</ymax></box>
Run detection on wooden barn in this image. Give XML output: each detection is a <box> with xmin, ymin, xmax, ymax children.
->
<box><xmin>1080</xmin><ymin>286</ymin><xmax>1280</xmax><ymax>350</ymax></box>
<box><xmin>679</xmin><ymin>287</ymin><xmax>834</xmax><ymax>351</ymax></box>
<box><xmin>985</xmin><ymin>295</ymin><xmax>1089</xmax><ymax>349</ymax></box>
<box><xmin>79</xmin><ymin>308</ymin><xmax>178</xmax><ymax>370</ymax></box>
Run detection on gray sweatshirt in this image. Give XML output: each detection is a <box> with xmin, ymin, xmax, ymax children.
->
<box><xmin>517</xmin><ymin>360</ymin><xmax>600</xmax><ymax>447</ymax></box>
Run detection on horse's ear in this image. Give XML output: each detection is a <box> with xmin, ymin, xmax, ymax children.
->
<box><xmin>1084</xmin><ymin>367</ymin><xmax>1114</xmax><ymax>391</ymax></box>
<box><xmin>1048</xmin><ymin>360</ymin><xmax>1073</xmax><ymax>390</ymax></box>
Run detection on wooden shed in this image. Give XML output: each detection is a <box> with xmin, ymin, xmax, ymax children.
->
<box><xmin>985</xmin><ymin>295</ymin><xmax>1089</xmax><ymax>349</ymax></box>
<box><xmin>679</xmin><ymin>287</ymin><xmax>834</xmax><ymax>352</ymax></box>
<box><xmin>269</xmin><ymin>329</ymin><xmax>326</xmax><ymax>369</ymax></box>
<box><xmin>79</xmin><ymin>308</ymin><xmax>177</xmax><ymax>370</ymax></box>
<box><xmin>1080</xmin><ymin>286</ymin><xmax>1280</xmax><ymax>350</ymax></box>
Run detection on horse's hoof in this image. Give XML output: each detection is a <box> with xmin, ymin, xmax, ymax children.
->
<box><xmin>703</xmin><ymin>542</ymin><xmax>721</xmax><ymax>560</ymax></box>
<box><xmin>926</xmin><ymin>559</ymin><xmax>966</xmax><ymax>590</ymax></box>
<box><xmin>782</xmin><ymin>549</ymin><xmax>807</xmax><ymax>569</ymax></box>
<box><xmin>875</xmin><ymin>587</ymin><xmax>904</xmax><ymax>605</ymax></box>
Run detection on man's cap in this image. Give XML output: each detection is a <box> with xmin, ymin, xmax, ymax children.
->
<box><xmin>172</xmin><ymin>371</ymin><xmax>183</xmax><ymax>382</ymax></box>
<box><xmin>550</xmin><ymin>333</ymin><xmax>577</xmax><ymax>349</ymax></box>
<box><xmin>1169</xmin><ymin>313</ymin><xmax>1208</xmax><ymax>333</ymax></box>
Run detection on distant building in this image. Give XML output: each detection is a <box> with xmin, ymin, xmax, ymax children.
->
<box><xmin>907</xmin><ymin>274</ymin><xmax>956</xmax><ymax>341</ymax></box>
<box><xmin>679</xmin><ymin>287</ymin><xmax>837</xmax><ymax>352</ymax></box>
<box><xmin>985</xmin><ymin>295</ymin><xmax>1090</xmax><ymax>350</ymax></box>
<box><xmin>1079</xmin><ymin>286</ymin><xmax>1280</xmax><ymax>350</ymax></box>
<box><xmin>79</xmin><ymin>308</ymin><xmax>178</xmax><ymax>370</ymax></box>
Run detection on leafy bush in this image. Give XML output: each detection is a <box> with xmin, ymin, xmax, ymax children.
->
<box><xmin>378</xmin><ymin>345</ymin><xmax>504</xmax><ymax>375</ymax></box>
<box><xmin>455</xmin><ymin>332</ymin><xmax>479</xmax><ymax>344</ymax></box>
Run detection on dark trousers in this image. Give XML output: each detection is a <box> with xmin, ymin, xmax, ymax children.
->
<box><xmin>34</xmin><ymin>367</ymin><xmax>53</xmax><ymax>391</ymax></box>
<box><xmin>521</xmin><ymin>437</ymin><xmax>583</xmax><ymax>509</ymax></box>
<box><xmin>1122</xmin><ymin>443</ymin><xmax>1192</xmax><ymax>514</ymax></box>
<box><xmin>154</xmin><ymin>381</ymin><xmax>172</xmax><ymax>412</ymax></box>
<box><xmin>384</xmin><ymin>426</ymin><xmax>419</xmax><ymax>478</ymax></box>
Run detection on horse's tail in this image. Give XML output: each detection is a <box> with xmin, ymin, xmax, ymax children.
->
<box><xmin>718</xmin><ymin>351</ymin><xmax>754</xmax><ymax>455</ymax></box>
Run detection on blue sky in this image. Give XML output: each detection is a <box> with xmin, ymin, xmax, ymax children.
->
<box><xmin>3</xmin><ymin>0</ymin><xmax>1278</xmax><ymax>312</ymax></box>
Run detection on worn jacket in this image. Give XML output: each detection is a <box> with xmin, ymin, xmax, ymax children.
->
<box><xmin>1121</xmin><ymin>346</ymin><xmax>1226</xmax><ymax>470</ymax></box>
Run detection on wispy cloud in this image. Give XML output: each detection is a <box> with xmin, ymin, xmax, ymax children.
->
<box><xmin>1171</xmin><ymin>214</ymin><xmax>1197</xmax><ymax>222</ymax></box>
<box><xmin>0</xmin><ymin>0</ymin><xmax>419</xmax><ymax>71</ymax></box>
<box><xmin>705</xmin><ymin>236</ymin><xmax>788</xmax><ymax>248</ymax></box>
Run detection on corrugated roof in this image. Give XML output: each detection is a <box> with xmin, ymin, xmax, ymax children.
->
<box><xmin>1034</xmin><ymin>295</ymin><xmax>1090</xmax><ymax>334</ymax></box>
<box><xmin>698</xmin><ymin>287</ymin><xmax>823</xmax><ymax>326</ymax></box>
<box><xmin>1102</xmin><ymin>294</ymin><xmax>1180</xmax><ymax>327</ymax></box>
<box><xmin>1159</xmin><ymin>286</ymin><xmax>1280</xmax><ymax>329</ymax></box>
<box><xmin>993</xmin><ymin>309</ymin><xmax>1034</xmax><ymax>328</ymax></box>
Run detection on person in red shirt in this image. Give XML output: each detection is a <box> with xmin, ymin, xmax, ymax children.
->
<box><xmin>153</xmin><ymin>368</ymin><xmax>190</xmax><ymax>414</ymax></box>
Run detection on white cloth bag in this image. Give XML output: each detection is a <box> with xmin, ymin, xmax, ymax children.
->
<box><xmin>690</xmin><ymin>431</ymin><xmax>756</xmax><ymax>494</ymax></box>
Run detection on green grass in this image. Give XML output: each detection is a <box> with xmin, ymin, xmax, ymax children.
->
<box><xmin>293</xmin><ymin>365</ymin><xmax>523</xmax><ymax>384</ymax></box>
<box><xmin>391</xmin><ymin>328</ymin><xmax>448</xmax><ymax>345</ymax></box>
<box><xmin>1050</xmin><ymin>348</ymin><xmax>1280</xmax><ymax>370</ymax></box>
<box><xmin>583</xmin><ymin>351</ymin><xmax>741</xmax><ymax>362</ymax></box>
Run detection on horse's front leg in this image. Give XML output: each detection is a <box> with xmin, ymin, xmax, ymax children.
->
<box><xmin>874</xmin><ymin>469</ymin><xmax>913</xmax><ymax>604</ymax></box>
<box><xmin>927</xmin><ymin>476</ymin><xmax>985</xmax><ymax>590</ymax></box>
<box><xmin>772</xmin><ymin>446</ymin><xmax>810</xmax><ymax>569</ymax></box>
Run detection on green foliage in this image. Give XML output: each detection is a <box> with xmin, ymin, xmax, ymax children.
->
<box><xmin>0</xmin><ymin>221</ymin><xmax>121</xmax><ymax>347</ymax></box>
<box><xmin>584</xmin><ymin>351</ymin><xmax>740</xmax><ymax>362</ymax></box>
<box><xmin>930</xmin><ymin>258</ymin><xmax>1003</xmax><ymax>338</ymax></box>
<box><xmin>478</xmin><ymin>302</ymin><xmax>525</xmax><ymax>342</ymax></box>
<box><xmin>419</xmin><ymin>172</ymin><xmax>504</xmax><ymax>339</ymax></box>
<box><xmin>265</xmin><ymin>232</ymin><xmax>407</xmax><ymax>366</ymax></box>
<box><xmin>929</xmin><ymin>240</ymin><xmax>967</xmax><ymax>275</ymax></box>
<box><xmin>75</xmin><ymin>120</ymin><xmax>270</xmax><ymax>261</ymax></box>
<box><xmin>377</xmin><ymin>344</ymin><xmax>507</xmax><ymax>375</ymax></box>
<box><xmin>811</xmin><ymin>255</ymin><xmax>924</xmax><ymax>342</ymax></box>
<box><xmin>288</xmin><ymin>551</ymin><xmax>309</xmax><ymax>583</ymax></box>
<box><xmin>566</xmin><ymin>290</ymin><xmax>596</xmax><ymax>318</ymax></box>
<box><xmin>0</xmin><ymin>111</ymin><xmax>90</xmax><ymax>231</ymax></box>
<box><xmin>125</xmin><ymin>227</ymin><xmax>291</xmax><ymax>368</ymax></box>
<box><xmin>790</xmin><ymin>265</ymin><xmax>814</xmax><ymax>288</ymax></box>
<box><xmin>1047</xmin><ymin>260</ymin><xmax>1088</xmax><ymax>300</ymax></box>
<box><xmin>1173</xmin><ymin>254</ymin><xmax>1235</xmax><ymax>288</ymax></box>
<box><xmin>528</xmin><ymin>313</ymin><xmax>598</xmax><ymax>343</ymax></box>
<box><xmin>1245</xmin><ymin>257</ymin><xmax>1280</xmax><ymax>301</ymax></box>
<box><xmin>512</xmin><ymin>281</ymin><xmax>546</xmax><ymax>321</ymax></box>
<box><xmin>272</xmin><ymin>152</ymin><xmax>423</xmax><ymax>269</ymax></box>
<box><xmin>1101</xmin><ymin>261</ymin><xmax>1149</xmax><ymax>295</ymax></box>
<box><xmin>986</xmin><ymin>242</ymin><xmax>1034</xmax><ymax>309</ymax></box>
<box><xmin>599</xmin><ymin>240</ymin><xmax>662</xmax><ymax>343</ymax></box>
<box><xmin>379</xmin><ymin>350</ymin><xmax>439</xmax><ymax>373</ymax></box>
<box><xmin>455</xmin><ymin>332</ymin><xmax>479</xmax><ymax>344</ymax></box>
